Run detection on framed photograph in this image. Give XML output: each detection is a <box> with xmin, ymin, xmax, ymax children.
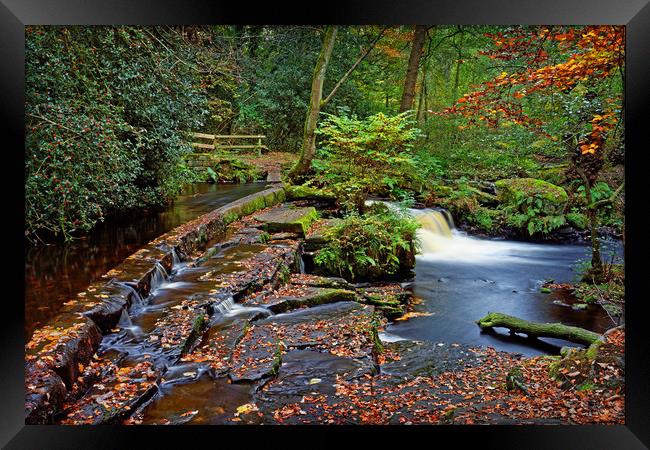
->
<box><xmin>3</xmin><ymin>0</ymin><xmax>649</xmax><ymax>447</ymax></box>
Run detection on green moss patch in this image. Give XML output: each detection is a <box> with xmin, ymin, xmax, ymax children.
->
<box><xmin>285</xmin><ymin>184</ymin><xmax>335</xmax><ymax>201</ymax></box>
<box><xmin>254</xmin><ymin>206</ymin><xmax>318</xmax><ymax>236</ymax></box>
<box><xmin>495</xmin><ymin>178</ymin><xmax>568</xmax><ymax>214</ymax></box>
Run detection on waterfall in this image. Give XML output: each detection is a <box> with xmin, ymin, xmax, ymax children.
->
<box><xmin>365</xmin><ymin>200</ymin><xmax>458</xmax><ymax>256</ymax></box>
<box><xmin>117</xmin><ymin>308</ymin><xmax>133</xmax><ymax>328</ymax></box>
<box><xmin>298</xmin><ymin>255</ymin><xmax>306</xmax><ymax>274</ymax></box>
<box><xmin>119</xmin><ymin>282</ymin><xmax>144</xmax><ymax>307</ymax></box>
<box><xmin>214</xmin><ymin>296</ymin><xmax>235</xmax><ymax>315</ymax></box>
<box><xmin>409</xmin><ymin>207</ymin><xmax>566</xmax><ymax>264</ymax></box>
<box><xmin>210</xmin><ymin>295</ymin><xmax>272</xmax><ymax>320</ymax></box>
<box><xmin>409</xmin><ymin>208</ymin><xmax>456</xmax><ymax>254</ymax></box>
<box><xmin>150</xmin><ymin>262</ymin><xmax>169</xmax><ymax>292</ymax></box>
<box><xmin>172</xmin><ymin>248</ymin><xmax>182</xmax><ymax>266</ymax></box>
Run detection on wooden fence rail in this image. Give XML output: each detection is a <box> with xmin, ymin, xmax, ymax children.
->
<box><xmin>189</xmin><ymin>132</ymin><xmax>267</xmax><ymax>156</ymax></box>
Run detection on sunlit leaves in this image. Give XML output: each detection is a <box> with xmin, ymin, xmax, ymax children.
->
<box><xmin>441</xmin><ymin>25</ymin><xmax>624</xmax><ymax>153</ymax></box>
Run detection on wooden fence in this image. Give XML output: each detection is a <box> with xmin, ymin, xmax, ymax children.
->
<box><xmin>190</xmin><ymin>132</ymin><xmax>267</xmax><ymax>156</ymax></box>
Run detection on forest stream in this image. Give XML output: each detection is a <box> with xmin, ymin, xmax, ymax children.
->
<box><xmin>25</xmin><ymin>189</ymin><xmax>624</xmax><ymax>425</ymax></box>
<box><xmin>385</xmin><ymin>208</ymin><xmax>622</xmax><ymax>356</ymax></box>
<box><xmin>24</xmin><ymin>182</ymin><xmax>268</xmax><ymax>341</ymax></box>
<box><xmin>21</xmin><ymin>24</ymin><xmax>628</xmax><ymax>428</ymax></box>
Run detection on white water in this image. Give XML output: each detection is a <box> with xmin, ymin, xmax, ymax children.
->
<box><xmin>210</xmin><ymin>296</ymin><xmax>271</xmax><ymax>321</ymax></box>
<box><xmin>410</xmin><ymin>208</ymin><xmax>569</xmax><ymax>266</ymax></box>
<box><xmin>214</xmin><ymin>296</ymin><xmax>235</xmax><ymax>315</ymax></box>
<box><xmin>158</xmin><ymin>281</ymin><xmax>194</xmax><ymax>290</ymax></box>
<box><xmin>378</xmin><ymin>331</ymin><xmax>407</xmax><ymax>342</ymax></box>
<box><xmin>117</xmin><ymin>308</ymin><xmax>143</xmax><ymax>337</ymax></box>
<box><xmin>150</xmin><ymin>262</ymin><xmax>170</xmax><ymax>291</ymax></box>
<box><xmin>224</xmin><ymin>303</ymin><xmax>271</xmax><ymax>318</ymax></box>
<box><xmin>172</xmin><ymin>248</ymin><xmax>182</xmax><ymax>266</ymax></box>
<box><xmin>119</xmin><ymin>282</ymin><xmax>144</xmax><ymax>307</ymax></box>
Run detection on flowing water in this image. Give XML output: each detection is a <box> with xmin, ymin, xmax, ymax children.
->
<box><xmin>24</xmin><ymin>182</ymin><xmax>267</xmax><ymax>340</ymax></box>
<box><xmin>386</xmin><ymin>208</ymin><xmax>623</xmax><ymax>356</ymax></box>
<box><xmin>38</xmin><ymin>194</ymin><xmax>623</xmax><ymax>423</ymax></box>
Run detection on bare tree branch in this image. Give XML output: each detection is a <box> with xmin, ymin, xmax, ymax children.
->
<box><xmin>321</xmin><ymin>28</ymin><xmax>387</xmax><ymax>108</ymax></box>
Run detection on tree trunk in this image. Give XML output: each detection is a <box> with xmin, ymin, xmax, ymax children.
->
<box><xmin>288</xmin><ymin>26</ymin><xmax>338</xmax><ymax>182</ymax></box>
<box><xmin>587</xmin><ymin>206</ymin><xmax>603</xmax><ymax>280</ymax></box>
<box><xmin>416</xmin><ymin>63</ymin><xmax>427</xmax><ymax>128</ymax></box>
<box><xmin>399</xmin><ymin>25</ymin><xmax>427</xmax><ymax>113</ymax></box>
<box><xmin>579</xmin><ymin>175</ymin><xmax>604</xmax><ymax>280</ymax></box>
<box><xmin>451</xmin><ymin>31</ymin><xmax>464</xmax><ymax>103</ymax></box>
<box><xmin>476</xmin><ymin>312</ymin><xmax>601</xmax><ymax>346</ymax></box>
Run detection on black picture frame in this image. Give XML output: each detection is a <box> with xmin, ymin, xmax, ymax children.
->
<box><xmin>2</xmin><ymin>1</ymin><xmax>649</xmax><ymax>448</ymax></box>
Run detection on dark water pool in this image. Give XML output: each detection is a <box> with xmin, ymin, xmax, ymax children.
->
<box><xmin>24</xmin><ymin>182</ymin><xmax>267</xmax><ymax>341</ymax></box>
<box><xmin>386</xmin><ymin>229</ymin><xmax>623</xmax><ymax>356</ymax></box>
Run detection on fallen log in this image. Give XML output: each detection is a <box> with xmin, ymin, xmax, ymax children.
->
<box><xmin>476</xmin><ymin>312</ymin><xmax>601</xmax><ymax>346</ymax></box>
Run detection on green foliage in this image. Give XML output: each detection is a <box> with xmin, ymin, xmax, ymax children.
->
<box><xmin>314</xmin><ymin>203</ymin><xmax>420</xmax><ymax>281</ymax></box>
<box><xmin>206</xmin><ymin>167</ymin><xmax>218</xmax><ymax>183</ymax></box>
<box><xmin>495</xmin><ymin>178</ymin><xmax>569</xmax><ymax>235</ymax></box>
<box><xmin>313</xmin><ymin>111</ymin><xmax>422</xmax><ymax>211</ymax></box>
<box><xmin>566</xmin><ymin>211</ymin><xmax>589</xmax><ymax>230</ymax></box>
<box><xmin>213</xmin><ymin>158</ymin><xmax>262</xmax><ymax>183</ymax></box>
<box><xmin>25</xmin><ymin>26</ymin><xmax>208</xmax><ymax>240</ymax></box>
<box><xmin>501</xmin><ymin>190</ymin><xmax>566</xmax><ymax>235</ymax></box>
<box><xmin>574</xmin><ymin>262</ymin><xmax>624</xmax><ymax>304</ymax></box>
<box><xmin>567</xmin><ymin>180</ymin><xmax>623</xmax><ymax>231</ymax></box>
<box><xmin>576</xmin><ymin>181</ymin><xmax>613</xmax><ymax>205</ymax></box>
<box><xmin>259</xmin><ymin>232</ymin><xmax>271</xmax><ymax>244</ymax></box>
<box><xmin>468</xmin><ymin>207</ymin><xmax>496</xmax><ymax>231</ymax></box>
<box><xmin>234</xmin><ymin>27</ymin><xmax>379</xmax><ymax>151</ymax></box>
<box><xmin>426</xmin><ymin>178</ymin><xmax>497</xmax><ymax>231</ymax></box>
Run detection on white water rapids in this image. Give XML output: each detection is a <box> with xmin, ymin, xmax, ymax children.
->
<box><xmin>409</xmin><ymin>207</ymin><xmax>572</xmax><ymax>266</ymax></box>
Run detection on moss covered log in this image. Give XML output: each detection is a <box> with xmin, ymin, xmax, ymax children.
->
<box><xmin>476</xmin><ymin>312</ymin><xmax>601</xmax><ymax>346</ymax></box>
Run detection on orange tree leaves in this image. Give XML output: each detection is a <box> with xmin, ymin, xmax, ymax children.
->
<box><xmin>442</xmin><ymin>26</ymin><xmax>624</xmax><ymax>154</ymax></box>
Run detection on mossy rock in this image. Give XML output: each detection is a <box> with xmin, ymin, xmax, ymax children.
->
<box><xmin>285</xmin><ymin>184</ymin><xmax>335</xmax><ymax>201</ymax></box>
<box><xmin>220</xmin><ymin>187</ymin><xmax>286</xmax><ymax>225</ymax></box>
<box><xmin>265</xmin><ymin>288</ymin><xmax>358</xmax><ymax>314</ymax></box>
<box><xmin>304</xmin><ymin>218</ymin><xmax>343</xmax><ymax>251</ymax></box>
<box><xmin>289</xmin><ymin>274</ymin><xmax>353</xmax><ymax>290</ymax></box>
<box><xmin>254</xmin><ymin>206</ymin><xmax>318</xmax><ymax>236</ymax></box>
<box><xmin>495</xmin><ymin>178</ymin><xmax>568</xmax><ymax>214</ymax></box>
<box><xmin>536</xmin><ymin>165</ymin><xmax>568</xmax><ymax>185</ymax></box>
<box><xmin>467</xmin><ymin>186</ymin><xmax>498</xmax><ymax>205</ymax></box>
<box><xmin>566</xmin><ymin>212</ymin><xmax>588</xmax><ymax>230</ymax></box>
<box><xmin>433</xmin><ymin>185</ymin><xmax>454</xmax><ymax>198</ymax></box>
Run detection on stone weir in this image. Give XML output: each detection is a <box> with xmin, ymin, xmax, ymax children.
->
<box><xmin>24</xmin><ymin>186</ymin><xmax>622</xmax><ymax>426</ymax></box>
<box><xmin>26</xmin><ymin>184</ymin><xmax>416</xmax><ymax>426</ymax></box>
<box><xmin>25</xmin><ymin>186</ymin><xmax>287</xmax><ymax>424</ymax></box>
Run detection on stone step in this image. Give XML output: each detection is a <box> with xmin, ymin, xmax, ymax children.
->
<box><xmin>254</xmin><ymin>206</ymin><xmax>318</xmax><ymax>237</ymax></box>
<box><xmin>242</xmin><ymin>285</ymin><xmax>357</xmax><ymax>314</ymax></box>
<box><xmin>229</xmin><ymin>302</ymin><xmax>377</xmax><ymax>383</ymax></box>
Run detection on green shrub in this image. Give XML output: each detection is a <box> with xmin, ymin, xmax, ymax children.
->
<box><xmin>566</xmin><ymin>212</ymin><xmax>589</xmax><ymax>230</ymax></box>
<box><xmin>496</xmin><ymin>178</ymin><xmax>568</xmax><ymax>236</ymax></box>
<box><xmin>468</xmin><ymin>206</ymin><xmax>497</xmax><ymax>231</ymax></box>
<box><xmin>25</xmin><ymin>26</ymin><xmax>208</xmax><ymax>241</ymax></box>
<box><xmin>313</xmin><ymin>112</ymin><xmax>422</xmax><ymax>212</ymax></box>
<box><xmin>211</xmin><ymin>158</ymin><xmax>262</xmax><ymax>183</ymax></box>
<box><xmin>314</xmin><ymin>203</ymin><xmax>420</xmax><ymax>281</ymax></box>
<box><xmin>573</xmin><ymin>181</ymin><xmax>623</xmax><ymax>231</ymax></box>
<box><xmin>495</xmin><ymin>178</ymin><xmax>568</xmax><ymax>214</ymax></box>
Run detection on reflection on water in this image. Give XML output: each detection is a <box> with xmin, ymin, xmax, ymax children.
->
<box><xmin>387</xmin><ymin>208</ymin><xmax>623</xmax><ymax>356</ymax></box>
<box><xmin>24</xmin><ymin>182</ymin><xmax>267</xmax><ymax>340</ymax></box>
